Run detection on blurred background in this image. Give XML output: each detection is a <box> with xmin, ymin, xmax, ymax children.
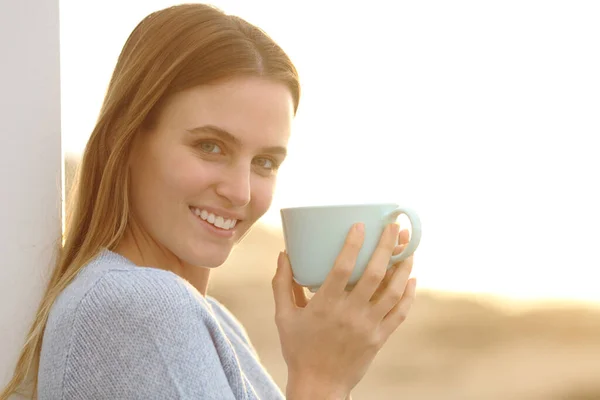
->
<box><xmin>60</xmin><ymin>1</ymin><xmax>600</xmax><ymax>399</ymax></box>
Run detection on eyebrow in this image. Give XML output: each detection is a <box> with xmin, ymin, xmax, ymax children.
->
<box><xmin>187</xmin><ymin>125</ymin><xmax>288</xmax><ymax>156</ymax></box>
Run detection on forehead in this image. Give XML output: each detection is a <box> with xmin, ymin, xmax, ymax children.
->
<box><xmin>157</xmin><ymin>76</ymin><xmax>294</xmax><ymax>146</ymax></box>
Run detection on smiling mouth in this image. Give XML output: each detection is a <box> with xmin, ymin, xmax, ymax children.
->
<box><xmin>189</xmin><ymin>206</ymin><xmax>239</xmax><ymax>231</ymax></box>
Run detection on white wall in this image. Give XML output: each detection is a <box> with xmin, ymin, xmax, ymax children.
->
<box><xmin>0</xmin><ymin>0</ymin><xmax>62</xmax><ymax>390</ymax></box>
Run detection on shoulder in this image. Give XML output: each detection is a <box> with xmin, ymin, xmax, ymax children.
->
<box><xmin>40</xmin><ymin>263</ymin><xmax>242</xmax><ymax>399</ymax></box>
<box><xmin>44</xmin><ymin>264</ymin><xmax>216</xmax><ymax>355</ymax></box>
<box><xmin>46</xmin><ymin>255</ymin><xmax>214</xmax><ymax>347</ymax></box>
<box><xmin>78</xmin><ymin>266</ymin><xmax>211</xmax><ymax>324</ymax></box>
<box><xmin>40</xmin><ymin>259</ymin><xmax>221</xmax><ymax>399</ymax></box>
<box><xmin>56</xmin><ymin>249</ymin><xmax>212</xmax><ymax>320</ymax></box>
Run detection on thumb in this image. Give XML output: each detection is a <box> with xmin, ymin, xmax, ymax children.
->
<box><xmin>272</xmin><ymin>251</ymin><xmax>295</xmax><ymax>316</ymax></box>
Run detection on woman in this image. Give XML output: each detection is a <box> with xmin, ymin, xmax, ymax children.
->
<box><xmin>1</xmin><ymin>4</ymin><xmax>416</xmax><ymax>399</ymax></box>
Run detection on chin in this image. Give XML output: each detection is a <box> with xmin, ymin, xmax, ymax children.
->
<box><xmin>182</xmin><ymin>243</ymin><xmax>234</xmax><ymax>269</ymax></box>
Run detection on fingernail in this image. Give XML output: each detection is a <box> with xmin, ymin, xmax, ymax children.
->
<box><xmin>355</xmin><ymin>223</ymin><xmax>364</xmax><ymax>234</ymax></box>
<box><xmin>390</xmin><ymin>223</ymin><xmax>400</xmax><ymax>235</ymax></box>
<box><xmin>277</xmin><ymin>251</ymin><xmax>284</xmax><ymax>267</ymax></box>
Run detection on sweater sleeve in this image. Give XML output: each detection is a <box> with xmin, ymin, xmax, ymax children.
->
<box><xmin>61</xmin><ymin>269</ymin><xmax>239</xmax><ymax>400</ymax></box>
<box><xmin>205</xmin><ymin>296</ymin><xmax>260</xmax><ymax>359</ymax></box>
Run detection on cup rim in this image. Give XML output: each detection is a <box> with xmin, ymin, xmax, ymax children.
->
<box><xmin>280</xmin><ymin>203</ymin><xmax>399</xmax><ymax>212</ymax></box>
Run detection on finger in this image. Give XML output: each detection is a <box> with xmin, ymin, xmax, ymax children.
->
<box><xmin>292</xmin><ymin>280</ymin><xmax>309</xmax><ymax>308</ymax></box>
<box><xmin>399</xmin><ymin>229</ymin><xmax>410</xmax><ymax>245</ymax></box>
<box><xmin>393</xmin><ymin>243</ymin><xmax>406</xmax><ymax>256</ymax></box>
<box><xmin>316</xmin><ymin>223</ymin><xmax>365</xmax><ymax>299</ymax></box>
<box><xmin>379</xmin><ymin>277</ymin><xmax>417</xmax><ymax>340</ymax></box>
<box><xmin>349</xmin><ymin>223</ymin><xmax>399</xmax><ymax>304</ymax></box>
<box><xmin>271</xmin><ymin>251</ymin><xmax>296</xmax><ymax>318</ymax></box>
<box><xmin>369</xmin><ymin>264</ymin><xmax>396</xmax><ymax>303</ymax></box>
<box><xmin>371</xmin><ymin>255</ymin><xmax>414</xmax><ymax>320</ymax></box>
<box><xmin>367</xmin><ymin>243</ymin><xmax>405</xmax><ymax>303</ymax></box>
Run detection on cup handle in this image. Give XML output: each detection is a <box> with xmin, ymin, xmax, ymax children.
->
<box><xmin>386</xmin><ymin>207</ymin><xmax>422</xmax><ymax>265</ymax></box>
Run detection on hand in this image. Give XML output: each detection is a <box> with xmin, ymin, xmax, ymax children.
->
<box><xmin>271</xmin><ymin>223</ymin><xmax>416</xmax><ymax>399</ymax></box>
<box><xmin>292</xmin><ymin>227</ymin><xmax>412</xmax><ymax>307</ymax></box>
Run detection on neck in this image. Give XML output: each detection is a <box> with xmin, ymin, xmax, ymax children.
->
<box><xmin>113</xmin><ymin>228</ymin><xmax>211</xmax><ymax>296</ymax></box>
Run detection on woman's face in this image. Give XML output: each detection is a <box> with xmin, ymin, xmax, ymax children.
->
<box><xmin>127</xmin><ymin>76</ymin><xmax>294</xmax><ymax>268</ymax></box>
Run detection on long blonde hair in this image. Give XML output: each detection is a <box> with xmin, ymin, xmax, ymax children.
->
<box><xmin>1</xmin><ymin>4</ymin><xmax>300</xmax><ymax>398</ymax></box>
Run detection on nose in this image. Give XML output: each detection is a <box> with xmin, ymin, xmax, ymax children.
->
<box><xmin>215</xmin><ymin>163</ymin><xmax>251</xmax><ymax>207</ymax></box>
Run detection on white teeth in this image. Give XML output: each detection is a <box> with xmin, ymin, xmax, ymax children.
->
<box><xmin>222</xmin><ymin>219</ymin><xmax>231</xmax><ymax>229</ymax></box>
<box><xmin>191</xmin><ymin>207</ymin><xmax>238</xmax><ymax>230</ymax></box>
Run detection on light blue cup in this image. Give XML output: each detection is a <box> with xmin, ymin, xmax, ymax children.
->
<box><xmin>280</xmin><ymin>203</ymin><xmax>422</xmax><ymax>293</ymax></box>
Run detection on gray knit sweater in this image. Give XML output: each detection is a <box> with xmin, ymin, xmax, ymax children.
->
<box><xmin>38</xmin><ymin>249</ymin><xmax>285</xmax><ymax>399</ymax></box>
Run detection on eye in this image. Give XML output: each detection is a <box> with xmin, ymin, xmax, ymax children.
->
<box><xmin>198</xmin><ymin>141</ymin><xmax>222</xmax><ymax>154</ymax></box>
<box><xmin>253</xmin><ymin>157</ymin><xmax>280</xmax><ymax>172</ymax></box>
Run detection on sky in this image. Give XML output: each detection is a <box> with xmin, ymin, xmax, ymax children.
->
<box><xmin>59</xmin><ymin>1</ymin><xmax>600</xmax><ymax>304</ymax></box>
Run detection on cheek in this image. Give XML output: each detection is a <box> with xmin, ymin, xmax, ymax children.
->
<box><xmin>159</xmin><ymin>151</ymin><xmax>210</xmax><ymax>197</ymax></box>
<box><xmin>133</xmin><ymin>148</ymin><xmax>203</xmax><ymax>211</ymax></box>
<box><xmin>250</xmin><ymin>177</ymin><xmax>277</xmax><ymax>217</ymax></box>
